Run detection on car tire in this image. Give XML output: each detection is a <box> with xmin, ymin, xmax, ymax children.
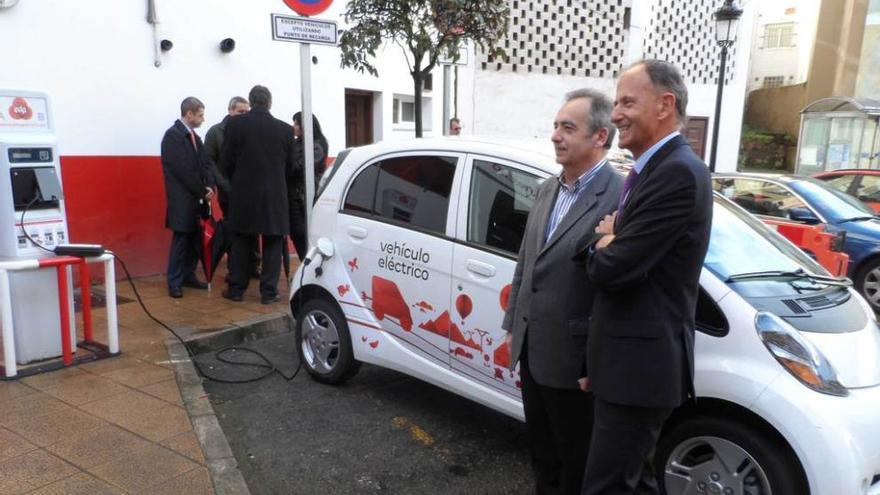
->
<box><xmin>855</xmin><ymin>257</ymin><xmax>880</xmax><ymax>311</ymax></box>
<box><xmin>655</xmin><ymin>416</ymin><xmax>807</xmax><ymax>495</ymax></box>
<box><xmin>295</xmin><ymin>298</ymin><xmax>361</xmax><ymax>384</ymax></box>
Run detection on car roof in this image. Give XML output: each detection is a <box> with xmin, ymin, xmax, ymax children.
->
<box><xmin>713</xmin><ymin>171</ymin><xmax>807</xmax><ymax>184</ymax></box>
<box><xmin>339</xmin><ymin>137</ymin><xmax>559</xmax><ymax>175</ymax></box>
<box><xmin>814</xmin><ymin>169</ymin><xmax>880</xmax><ymax>176</ymax></box>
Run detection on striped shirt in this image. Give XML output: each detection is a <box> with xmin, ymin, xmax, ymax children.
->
<box><xmin>545</xmin><ymin>160</ymin><xmax>607</xmax><ymax>242</ymax></box>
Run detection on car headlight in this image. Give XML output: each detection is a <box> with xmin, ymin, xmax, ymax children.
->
<box><xmin>755</xmin><ymin>311</ymin><xmax>848</xmax><ymax>396</ymax></box>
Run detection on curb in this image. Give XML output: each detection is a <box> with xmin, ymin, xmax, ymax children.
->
<box><xmin>164</xmin><ymin>312</ymin><xmax>294</xmax><ymax>495</ymax></box>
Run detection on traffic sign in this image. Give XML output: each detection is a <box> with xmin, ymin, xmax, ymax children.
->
<box><xmin>271</xmin><ymin>14</ymin><xmax>338</xmax><ymax>46</ymax></box>
<box><xmin>282</xmin><ymin>0</ymin><xmax>333</xmax><ymax>17</ymax></box>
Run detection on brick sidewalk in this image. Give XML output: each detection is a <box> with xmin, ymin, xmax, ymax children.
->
<box><xmin>0</xmin><ymin>265</ymin><xmax>293</xmax><ymax>494</ymax></box>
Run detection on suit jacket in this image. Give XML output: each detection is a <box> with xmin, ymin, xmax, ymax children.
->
<box><xmin>160</xmin><ymin>120</ymin><xmax>214</xmax><ymax>233</ymax></box>
<box><xmin>502</xmin><ymin>162</ymin><xmax>623</xmax><ymax>389</ymax></box>
<box><xmin>204</xmin><ymin>115</ymin><xmax>232</xmax><ymax>205</ymax></box>
<box><xmin>586</xmin><ymin>134</ymin><xmax>712</xmax><ymax>408</ymax></box>
<box><xmin>220</xmin><ymin>108</ymin><xmax>298</xmax><ymax>236</ymax></box>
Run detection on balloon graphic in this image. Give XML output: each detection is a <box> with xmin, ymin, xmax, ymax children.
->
<box><xmin>455</xmin><ymin>294</ymin><xmax>473</xmax><ymax>320</ymax></box>
<box><xmin>499</xmin><ymin>284</ymin><xmax>512</xmax><ymax>312</ymax></box>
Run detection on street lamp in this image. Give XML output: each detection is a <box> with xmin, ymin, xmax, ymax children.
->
<box><xmin>709</xmin><ymin>0</ymin><xmax>743</xmax><ymax>172</ymax></box>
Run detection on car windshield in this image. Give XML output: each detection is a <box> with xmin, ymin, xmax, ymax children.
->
<box><xmin>789</xmin><ymin>177</ymin><xmax>875</xmax><ymax>223</ymax></box>
<box><xmin>705</xmin><ymin>194</ymin><xmax>827</xmax><ymax>281</ymax></box>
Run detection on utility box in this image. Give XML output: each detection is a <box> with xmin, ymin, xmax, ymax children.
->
<box><xmin>0</xmin><ymin>90</ymin><xmax>74</xmax><ymax>364</ymax></box>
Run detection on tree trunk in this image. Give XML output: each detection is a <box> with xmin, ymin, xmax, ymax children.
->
<box><xmin>413</xmin><ymin>71</ymin><xmax>424</xmax><ymax>138</ymax></box>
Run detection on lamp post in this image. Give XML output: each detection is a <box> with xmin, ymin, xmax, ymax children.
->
<box><xmin>709</xmin><ymin>0</ymin><xmax>743</xmax><ymax>172</ymax></box>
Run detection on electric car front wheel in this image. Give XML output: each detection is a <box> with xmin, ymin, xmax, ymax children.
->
<box><xmin>296</xmin><ymin>298</ymin><xmax>360</xmax><ymax>384</ymax></box>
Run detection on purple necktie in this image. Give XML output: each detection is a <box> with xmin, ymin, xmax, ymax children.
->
<box><xmin>618</xmin><ymin>169</ymin><xmax>639</xmax><ymax>212</ymax></box>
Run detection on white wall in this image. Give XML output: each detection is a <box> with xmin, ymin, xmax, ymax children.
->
<box><xmin>746</xmin><ymin>0</ymin><xmax>820</xmax><ymax>92</ymax></box>
<box><xmin>0</xmin><ymin>0</ymin><xmax>459</xmax><ymax>157</ymax></box>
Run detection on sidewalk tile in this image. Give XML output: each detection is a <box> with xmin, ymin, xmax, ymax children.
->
<box><xmin>79</xmin><ymin>389</ymin><xmax>168</xmax><ymax>424</ymax></box>
<box><xmin>46</xmin><ymin>424</ymin><xmax>152</xmax><ymax>469</ymax></box>
<box><xmin>40</xmin><ymin>373</ymin><xmax>129</xmax><ymax>406</ymax></box>
<box><xmin>77</xmin><ymin>355</ymin><xmax>144</xmax><ymax>375</ymax></box>
<box><xmin>114</xmin><ymin>403</ymin><xmax>192</xmax><ymax>442</ymax></box>
<box><xmin>20</xmin><ymin>367</ymin><xmax>87</xmax><ymax>391</ymax></box>
<box><xmin>0</xmin><ymin>393</ymin><xmax>73</xmax><ymax>427</ymax></box>
<box><xmin>161</xmin><ymin>431</ymin><xmax>206</xmax><ymax>465</ymax></box>
<box><xmin>101</xmin><ymin>361</ymin><xmax>173</xmax><ymax>388</ymax></box>
<box><xmin>140</xmin><ymin>466</ymin><xmax>213</xmax><ymax>495</ymax></box>
<box><xmin>88</xmin><ymin>444</ymin><xmax>199</xmax><ymax>493</ymax></box>
<box><xmin>6</xmin><ymin>408</ymin><xmax>107</xmax><ymax>447</ymax></box>
<box><xmin>0</xmin><ymin>450</ymin><xmax>78</xmax><ymax>495</ymax></box>
<box><xmin>140</xmin><ymin>379</ymin><xmax>184</xmax><ymax>406</ymax></box>
<box><xmin>0</xmin><ymin>427</ymin><xmax>38</xmax><ymax>462</ymax></box>
<box><xmin>0</xmin><ymin>380</ymin><xmax>40</xmax><ymax>401</ymax></box>
<box><xmin>26</xmin><ymin>472</ymin><xmax>123</xmax><ymax>495</ymax></box>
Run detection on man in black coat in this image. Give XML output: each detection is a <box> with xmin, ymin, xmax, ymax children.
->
<box><xmin>160</xmin><ymin>97</ymin><xmax>215</xmax><ymax>299</ymax></box>
<box><xmin>205</xmin><ymin>95</ymin><xmax>249</xmax><ymax>216</ymax></box>
<box><xmin>580</xmin><ymin>60</ymin><xmax>712</xmax><ymax>494</ymax></box>
<box><xmin>220</xmin><ymin>85</ymin><xmax>297</xmax><ymax>304</ymax></box>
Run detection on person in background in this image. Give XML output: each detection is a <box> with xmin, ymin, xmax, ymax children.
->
<box><xmin>449</xmin><ymin>117</ymin><xmax>462</xmax><ymax>136</ymax></box>
<box><xmin>204</xmin><ymin>95</ymin><xmax>260</xmax><ymax>278</ymax></box>
<box><xmin>503</xmin><ymin>89</ymin><xmax>622</xmax><ymax>495</ymax></box>
<box><xmin>221</xmin><ymin>85</ymin><xmax>297</xmax><ymax>304</ymax></box>
<box><xmin>289</xmin><ymin>112</ymin><xmax>329</xmax><ymax>260</ymax></box>
<box><xmin>160</xmin><ymin>96</ymin><xmax>215</xmax><ymax>298</ymax></box>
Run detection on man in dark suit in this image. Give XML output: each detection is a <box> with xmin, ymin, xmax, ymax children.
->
<box><xmin>220</xmin><ymin>85</ymin><xmax>297</xmax><ymax>304</ymax></box>
<box><xmin>503</xmin><ymin>89</ymin><xmax>623</xmax><ymax>495</ymax></box>
<box><xmin>160</xmin><ymin>97</ymin><xmax>215</xmax><ymax>299</ymax></box>
<box><xmin>580</xmin><ymin>60</ymin><xmax>712</xmax><ymax>494</ymax></box>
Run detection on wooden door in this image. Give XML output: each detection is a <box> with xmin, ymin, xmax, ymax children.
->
<box><xmin>685</xmin><ymin>117</ymin><xmax>709</xmax><ymax>160</ymax></box>
<box><xmin>345</xmin><ymin>90</ymin><xmax>373</xmax><ymax>147</ymax></box>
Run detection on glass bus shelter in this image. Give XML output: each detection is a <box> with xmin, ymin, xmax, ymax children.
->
<box><xmin>795</xmin><ymin>97</ymin><xmax>880</xmax><ymax>175</ymax></box>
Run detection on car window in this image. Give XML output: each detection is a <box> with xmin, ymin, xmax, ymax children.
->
<box><xmin>342</xmin><ymin>155</ymin><xmax>457</xmax><ymax>235</ymax></box>
<box><xmin>467</xmin><ymin>160</ymin><xmax>544</xmax><ymax>255</ymax></box>
<box><xmin>790</xmin><ymin>178</ymin><xmax>875</xmax><ymax>223</ymax></box>
<box><xmin>713</xmin><ymin>178</ymin><xmax>807</xmax><ymax>220</ymax></box>
<box><xmin>855</xmin><ymin>175</ymin><xmax>880</xmax><ymax>203</ymax></box>
<box><xmin>820</xmin><ymin>174</ymin><xmax>855</xmax><ymax>193</ymax></box>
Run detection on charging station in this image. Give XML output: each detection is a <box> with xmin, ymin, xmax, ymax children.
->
<box><xmin>0</xmin><ymin>89</ymin><xmax>75</xmax><ymax>364</ymax></box>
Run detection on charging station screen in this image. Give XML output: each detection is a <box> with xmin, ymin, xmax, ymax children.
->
<box><xmin>10</xmin><ymin>167</ymin><xmax>62</xmax><ymax>210</ymax></box>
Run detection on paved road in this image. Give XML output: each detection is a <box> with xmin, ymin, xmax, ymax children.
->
<box><xmin>199</xmin><ymin>333</ymin><xmax>533</xmax><ymax>494</ymax></box>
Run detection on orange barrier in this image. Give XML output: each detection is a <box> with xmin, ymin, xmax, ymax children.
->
<box><xmin>761</xmin><ymin>219</ymin><xmax>849</xmax><ymax>277</ymax></box>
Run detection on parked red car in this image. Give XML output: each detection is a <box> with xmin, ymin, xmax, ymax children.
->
<box><xmin>813</xmin><ymin>169</ymin><xmax>880</xmax><ymax>213</ymax></box>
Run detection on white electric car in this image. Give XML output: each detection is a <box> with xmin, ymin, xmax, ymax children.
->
<box><xmin>290</xmin><ymin>138</ymin><xmax>880</xmax><ymax>495</ymax></box>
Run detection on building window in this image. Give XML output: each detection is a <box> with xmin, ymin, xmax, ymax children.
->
<box><xmin>392</xmin><ymin>96</ymin><xmax>416</xmax><ymax>124</ymax></box>
<box><xmin>763</xmin><ymin>23</ymin><xmax>795</xmax><ymax>48</ymax></box>
<box><xmin>763</xmin><ymin>76</ymin><xmax>785</xmax><ymax>89</ymax></box>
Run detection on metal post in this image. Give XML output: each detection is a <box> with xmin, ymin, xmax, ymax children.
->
<box><xmin>79</xmin><ymin>261</ymin><xmax>93</xmax><ymax>343</ymax></box>
<box><xmin>709</xmin><ymin>45</ymin><xmax>728</xmax><ymax>173</ymax></box>
<box><xmin>57</xmin><ymin>266</ymin><xmax>73</xmax><ymax>366</ymax></box>
<box><xmin>104</xmin><ymin>256</ymin><xmax>119</xmax><ymax>354</ymax></box>
<box><xmin>443</xmin><ymin>64</ymin><xmax>451</xmax><ymax>136</ymax></box>
<box><xmin>301</xmin><ymin>42</ymin><xmax>315</xmax><ymax>254</ymax></box>
<box><xmin>0</xmin><ymin>270</ymin><xmax>17</xmax><ymax>378</ymax></box>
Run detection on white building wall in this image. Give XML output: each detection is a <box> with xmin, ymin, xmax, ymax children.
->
<box><xmin>746</xmin><ymin>0</ymin><xmax>820</xmax><ymax>93</ymax></box>
<box><xmin>0</xmin><ymin>0</ymin><xmax>461</xmax><ymax>157</ymax></box>
<box><xmin>473</xmin><ymin>0</ymin><xmax>754</xmax><ymax>173</ymax></box>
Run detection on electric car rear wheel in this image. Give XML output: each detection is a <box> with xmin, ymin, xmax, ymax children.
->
<box><xmin>656</xmin><ymin>416</ymin><xmax>807</xmax><ymax>495</ymax></box>
<box><xmin>855</xmin><ymin>257</ymin><xmax>880</xmax><ymax>311</ymax></box>
<box><xmin>296</xmin><ymin>298</ymin><xmax>360</xmax><ymax>384</ymax></box>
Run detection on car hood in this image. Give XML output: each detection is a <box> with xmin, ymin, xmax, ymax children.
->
<box><xmin>839</xmin><ymin>217</ymin><xmax>880</xmax><ymax>242</ymax></box>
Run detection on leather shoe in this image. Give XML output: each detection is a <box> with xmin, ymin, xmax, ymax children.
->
<box><xmin>222</xmin><ymin>290</ymin><xmax>243</xmax><ymax>302</ymax></box>
<box><xmin>261</xmin><ymin>294</ymin><xmax>280</xmax><ymax>305</ymax></box>
<box><xmin>183</xmin><ymin>279</ymin><xmax>208</xmax><ymax>290</ymax></box>
<box><xmin>168</xmin><ymin>287</ymin><xmax>183</xmax><ymax>298</ymax></box>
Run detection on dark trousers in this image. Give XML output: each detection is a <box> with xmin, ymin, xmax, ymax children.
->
<box><xmin>167</xmin><ymin>230</ymin><xmax>200</xmax><ymax>289</ymax></box>
<box><xmin>581</xmin><ymin>398</ymin><xmax>671</xmax><ymax>495</ymax></box>
<box><xmin>521</xmin><ymin>351</ymin><xmax>594</xmax><ymax>495</ymax></box>
<box><xmin>228</xmin><ymin>233</ymin><xmax>282</xmax><ymax>298</ymax></box>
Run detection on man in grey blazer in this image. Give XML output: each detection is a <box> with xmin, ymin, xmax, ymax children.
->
<box><xmin>503</xmin><ymin>88</ymin><xmax>624</xmax><ymax>495</ymax></box>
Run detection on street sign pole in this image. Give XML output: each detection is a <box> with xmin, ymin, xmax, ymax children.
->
<box><xmin>301</xmin><ymin>41</ymin><xmax>314</xmax><ymax>250</ymax></box>
<box><xmin>442</xmin><ymin>64</ymin><xmax>451</xmax><ymax>136</ymax></box>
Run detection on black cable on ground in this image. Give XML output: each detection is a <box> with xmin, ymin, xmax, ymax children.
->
<box><xmin>110</xmin><ymin>251</ymin><xmax>301</xmax><ymax>383</ymax></box>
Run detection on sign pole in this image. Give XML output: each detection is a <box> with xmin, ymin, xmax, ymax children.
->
<box><xmin>301</xmin><ymin>41</ymin><xmax>314</xmax><ymax>253</ymax></box>
<box><xmin>442</xmin><ymin>64</ymin><xmax>451</xmax><ymax>136</ymax></box>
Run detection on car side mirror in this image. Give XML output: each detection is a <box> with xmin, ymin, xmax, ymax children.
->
<box><xmin>788</xmin><ymin>207</ymin><xmax>821</xmax><ymax>224</ymax></box>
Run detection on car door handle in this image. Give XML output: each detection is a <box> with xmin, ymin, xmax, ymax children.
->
<box><xmin>347</xmin><ymin>226</ymin><xmax>368</xmax><ymax>239</ymax></box>
<box><xmin>466</xmin><ymin>259</ymin><xmax>496</xmax><ymax>278</ymax></box>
